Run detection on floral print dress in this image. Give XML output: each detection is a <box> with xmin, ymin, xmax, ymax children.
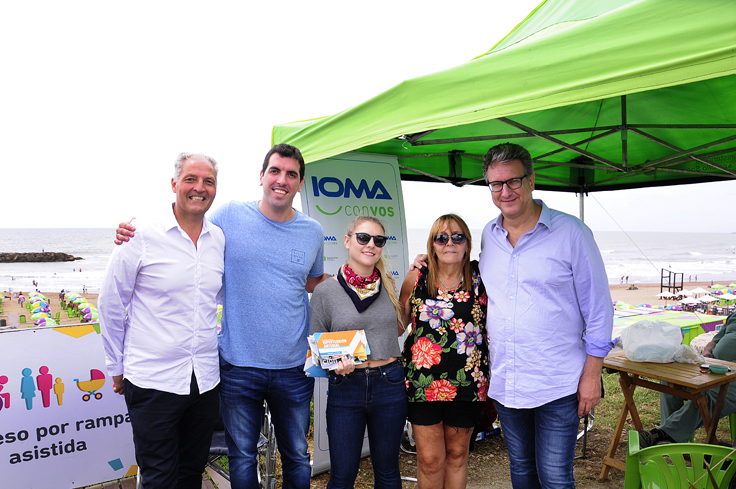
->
<box><xmin>402</xmin><ymin>261</ymin><xmax>489</xmax><ymax>403</ymax></box>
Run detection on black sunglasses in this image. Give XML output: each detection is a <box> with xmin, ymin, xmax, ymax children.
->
<box><xmin>434</xmin><ymin>233</ymin><xmax>467</xmax><ymax>245</ymax></box>
<box><xmin>353</xmin><ymin>232</ymin><xmax>388</xmax><ymax>248</ymax></box>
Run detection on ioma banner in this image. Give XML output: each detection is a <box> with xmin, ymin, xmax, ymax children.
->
<box><xmin>300</xmin><ymin>152</ymin><xmax>409</xmax><ymax>475</ymax></box>
<box><xmin>0</xmin><ymin>324</ymin><xmax>136</xmax><ymax>487</ymax></box>
<box><xmin>301</xmin><ymin>152</ymin><xmax>409</xmax><ymax>279</ymax></box>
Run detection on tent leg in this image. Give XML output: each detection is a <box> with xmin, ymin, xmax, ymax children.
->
<box><xmin>579</xmin><ymin>191</ymin><xmax>585</xmax><ymax>222</ymax></box>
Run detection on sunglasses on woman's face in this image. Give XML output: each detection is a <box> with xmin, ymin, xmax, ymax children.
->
<box><xmin>353</xmin><ymin>233</ymin><xmax>388</xmax><ymax>248</ymax></box>
<box><xmin>434</xmin><ymin>233</ymin><xmax>467</xmax><ymax>245</ymax></box>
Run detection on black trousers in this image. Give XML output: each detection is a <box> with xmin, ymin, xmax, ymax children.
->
<box><xmin>124</xmin><ymin>373</ymin><xmax>219</xmax><ymax>489</ymax></box>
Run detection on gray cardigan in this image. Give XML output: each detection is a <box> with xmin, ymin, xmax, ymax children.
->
<box><xmin>309</xmin><ymin>278</ymin><xmax>401</xmax><ymax>361</ymax></box>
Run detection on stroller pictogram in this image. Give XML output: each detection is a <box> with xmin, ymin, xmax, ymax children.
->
<box><xmin>74</xmin><ymin>369</ymin><xmax>106</xmax><ymax>401</ymax></box>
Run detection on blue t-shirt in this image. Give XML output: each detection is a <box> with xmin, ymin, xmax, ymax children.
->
<box><xmin>209</xmin><ymin>201</ymin><xmax>324</xmax><ymax>368</ymax></box>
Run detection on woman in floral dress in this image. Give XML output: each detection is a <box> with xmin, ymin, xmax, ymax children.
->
<box><xmin>400</xmin><ymin>214</ymin><xmax>488</xmax><ymax>489</ymax></box>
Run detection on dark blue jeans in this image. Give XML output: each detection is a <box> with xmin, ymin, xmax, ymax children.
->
<box><xmin>219</xmin><ymin>360</ymin><xmax>314</xmax><ymax>489</ymax></box>
<box><xmin>124</xmin><ymin>374</ymin><xmax>219</xmax><ymax>489</ymax></box>
<box><xmin>494</xmin><ymin>393</ymin><xmax>579</xmax><ymax>489</ymax></box>
<box><xmin>325</xmin><ymin>360</ymin><xmax>407</xmax><ymax>489</ymax></box>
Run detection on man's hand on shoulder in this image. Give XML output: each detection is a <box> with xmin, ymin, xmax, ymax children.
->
<box><xmin>114</xmin><ymin>218</ymin><xmax>137</xmax><ymax>245</ymax></box>
<box><xmin>409</xmin><ymin>254</ymin><xmax>428</xmax><ymax>272</ymax></box>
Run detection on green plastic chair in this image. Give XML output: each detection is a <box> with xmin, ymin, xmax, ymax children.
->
<box><xmin>19</xmin><ymin>315</ymin><xmax>26</xmax><ymax>323</ymax></box>
<box><xmin>54</xmin><ymin>311</ymin><xmax>61</xmax><ymax>320</ymax></box>
<box><xmin>624</xmin><ymin>430</ymin><xmax>736</xmax><ymax>489</ymax></box>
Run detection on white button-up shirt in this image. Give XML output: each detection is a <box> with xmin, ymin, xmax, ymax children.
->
<box><xmin>479</xmin><ymin>200</ymin><xmax>614</xmax><ymax>409</ymax></box>
<box><xmin>99</xmin><ymin>209</ymin><xmax>225</xmax><ymax>395</ymax></box>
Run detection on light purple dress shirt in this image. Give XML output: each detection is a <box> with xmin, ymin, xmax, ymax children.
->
<box><xmin>479</xmin><ymin>200</ymin><xmax>614</xmax><ymax>409</ymax></box>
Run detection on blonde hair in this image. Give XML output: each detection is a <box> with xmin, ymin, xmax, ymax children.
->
<box><xmin>425</xmin><ymin>214</ymin><xmax>472</xmax><ymax>298</ymax></box>
<box><xmin>346</xmin><ymin>216</ymin><xmax>402</xmax><ymax>322</ymax></box>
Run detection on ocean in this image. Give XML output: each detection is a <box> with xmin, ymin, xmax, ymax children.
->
<box><xmin>1</xmin><ymin>228</ymin><xmax>735</xmax><ymax>294</ymax></box>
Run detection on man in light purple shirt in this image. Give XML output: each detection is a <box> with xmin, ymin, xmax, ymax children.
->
<box><xmin>478</xmin><ymin>143</ymin><xmax>613</xmax><ymax>489</ymax></box>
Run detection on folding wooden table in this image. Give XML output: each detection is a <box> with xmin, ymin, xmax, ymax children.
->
<box><xmin>600</xmin><ymin>350</ymin><xmax>736</xmax><ymax>479</ymax></box>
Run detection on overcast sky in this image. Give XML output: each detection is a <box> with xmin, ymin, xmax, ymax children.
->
<box><xmin>2</xmin><ymin>1</ymin><xmax>734</xmax><ymax>233</ymax></box>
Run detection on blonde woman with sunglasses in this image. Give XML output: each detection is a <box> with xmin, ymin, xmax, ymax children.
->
<box><xmin>309</xmin><ymin>216</ymin><xmax>406</xmax><ymax>489</ymax></box>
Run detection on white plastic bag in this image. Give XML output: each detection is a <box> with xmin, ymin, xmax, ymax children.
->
<box><xmin>620</xmin><ymin>320</ymin><xmax>682</xmax><ymax>363</ymax></box>
<box><xmin>673</xmin><ymin>344</ymin><xmax>705</xmax><ymax>364</ymax></box>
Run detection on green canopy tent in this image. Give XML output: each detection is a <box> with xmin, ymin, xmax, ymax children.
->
<box><xmin>273</xmin><ymin>0</ymin><xmax>736</xmax><ymax>198</ymax></box>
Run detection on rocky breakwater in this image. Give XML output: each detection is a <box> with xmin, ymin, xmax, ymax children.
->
<box><xmin>0</xmin><ymin>252</ymin><xmax>83</xmax><ymax>263</ymax></box>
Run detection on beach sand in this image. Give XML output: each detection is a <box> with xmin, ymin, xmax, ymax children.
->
<box><xmin>0</xmin><ymin>291</ymin><xmax>98</xmax><ymax>328</ymax></box>
<box><xmin>609</xmin><ymin>280</ymin><xmax>736</xmax><ymax>309</ymax></box>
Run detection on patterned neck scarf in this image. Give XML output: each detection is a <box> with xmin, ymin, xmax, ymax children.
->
<box><xmin>337</xmin><ymin>264</ymin><xmax>382</xmax><ymax>313</ymax></box>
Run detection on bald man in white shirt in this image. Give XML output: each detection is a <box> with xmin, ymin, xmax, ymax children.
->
<box><xmin>99</xmin><ymin>153</ymin><xmax>225</xmax><ymax>489</ymax></box>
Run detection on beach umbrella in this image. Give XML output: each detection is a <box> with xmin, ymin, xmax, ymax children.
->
<box><xmin>656</xmin><ymin>292</ymin><xmax>676</xmax><ymax>300</ymax></box>
<box><xmin>656</xmin><ymin>292</ymin><xmax>675</xmax><ymax>305</ymax></box>
<box><xmin>34</xmin><ymin>318</ymin><xmax>57</xmax><ymax>327</ymax></box>
<box><xmin>672</xmin><ymin>306</ymin><xmax>683</xmax><ymax>311</ymax></box>
<box><xmin>32</xmin><ymin>307</ymin><xmax>50</xmax><ymax>313</ymax></box>
<box><xmin>679</xmin><ymin>289</ymin><xmax>693</xmax><ymax>296</ymax></box>
<box><xmin>83</xmin><ymin>312</ymin><xmax>99</xmax><ymax>321</ymax></box>
<box><xmin>637</xmin><ymin>303</ymin><xmax>651</xmax><ymax>308</ymax></box>
<box><xmin>31</xmin><ymin>312</ymin><xmax>50</xmax><ymax>320</ymax></box>
<box><xmin>691</xmin><ymin>287</ymin><xmax>710</xmax><ymax>297</ymax></box>
<box><xmin>700</xmin><ymin>296</ymin><xmax>718</xmax><ymax>302</ymax></box>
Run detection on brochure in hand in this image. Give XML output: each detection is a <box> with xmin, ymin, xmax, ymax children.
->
<box><xmin>303</xmin><ymin>330</ymin><xmax>371</xmax><ymax>377</ymax></box>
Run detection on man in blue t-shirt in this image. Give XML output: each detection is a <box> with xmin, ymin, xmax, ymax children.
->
<box><xmin>117</xmin><ymin>144</ymin><xmax>329</xmax><ymax>489</ymax></box>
